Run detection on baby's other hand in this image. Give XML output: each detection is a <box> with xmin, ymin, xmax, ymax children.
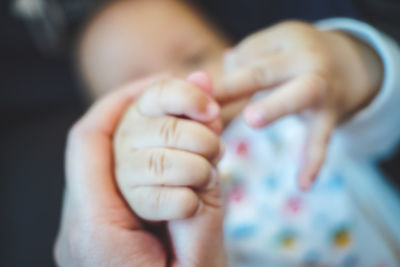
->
<box><xmin>215</xmin><ymin>21</ymin><xmax>382</xmax><ymax>189</ymax></box>
<box><xmin>114</xmin><ymin>72</ymin><xmax>224</xmax><ymax>221</ymax></box>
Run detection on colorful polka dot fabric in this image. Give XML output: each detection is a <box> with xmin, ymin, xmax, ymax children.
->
<box><xmin>218</xmin><ymin>115</ymin><xmax>399</xmax><ymax>267</ymax></box>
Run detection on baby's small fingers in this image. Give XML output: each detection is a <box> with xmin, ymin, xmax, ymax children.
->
<box><xmin>215</xmin><ymin>53</ymin><xmax>293</xmax><ymax>102</ymax></box>
<box><xmin>116</xmin><ymin>116</ymin><xmax>222</xmax><ymax>160</ymax></box>
<box><xmin>116</xmin><ymin>148</ymin><xmax>215</xmax><ymax>189</ymax></box>
<box><xmin>220</xmin><ymin>96</ymin><xmax>252</xmax><ymax>126</ymax></box>
<box><xmin>243</xmin><ymin>73</ymin><xmax>328</xmax><ymax>128</ymax></box>
<box><xmin>126</xmin><ymin>186</ymin><xmax>200</xmax><ymax>221</ymax></box>
<box><xmin>138</xmin><ymin>78</ymin><xmax>219</xmax><ymax>122</ymax></box>
<box><xmin>298</xmin><ymin>111</ymin><xmax>337</xmax><ymax>190</ymax></box>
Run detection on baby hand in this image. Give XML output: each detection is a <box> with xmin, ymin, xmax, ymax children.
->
<box><xmin>215</xmin><ymin>21</ymin><xmax>382</xmax><ymax>189</ymax></box>
<box><xmin>114</xmin><ymin>72</ymin><xmax>224</xmax><ymax>221</ymax></box>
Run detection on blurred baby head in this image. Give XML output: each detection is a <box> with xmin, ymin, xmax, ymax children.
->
<box><xmin>79</xmin><ymin>0</ymin><xmax>230</xmax><ymax>99</ymax></box>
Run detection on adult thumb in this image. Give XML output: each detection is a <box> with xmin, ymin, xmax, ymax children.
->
<box><xmin>166</xmin><ymin>71</ymin><xmax>226</xmax><ymax>267</ymax></box>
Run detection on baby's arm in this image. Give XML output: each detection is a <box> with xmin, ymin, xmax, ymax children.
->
<box><xmin>114</xmin><ymin>72</ymin><xmax>226</xmax><ymax>266</ymax></box>
<box><xmin>317</xmin><ymin>18</ymin><xmax>400</xmax><ymax>161</ymax></box>
<box><xmin>216</xmin><ymin>19</ymin><xmax>400</xmax><ymax>188</ymax></box>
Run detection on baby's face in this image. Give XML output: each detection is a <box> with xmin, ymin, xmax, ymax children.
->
<box><xmin>80</xmin><ymin>0</ymin><xmax>230</xmax><ymax>98</ymax></box>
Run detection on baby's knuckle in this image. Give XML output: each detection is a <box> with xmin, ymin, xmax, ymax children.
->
<box><xmin>146</xmin><ymin>149</ymin><xmax>169</xmax><ymax>177</ymax></box>
<box><xmin>249</xmin><ymin>65</ymin><xmax>267</xmax><ymax>88</ymax></box>
<box><xmin>153</xmin><ymin>79</ymin><xmax>169</xmax><ymax>97</ymax></box>
<box><xmin>313</xmin><ymin>51</ymin><xmax>334</xmax><ymax>70</ymax></box>
<box><xmin>304</xmin><ymin>73</ymin><xmax>328</xmax><ymax>98</ymax></box>
<box><xmin>185</xmin><ymin>123</ymin><xmax>219</xmax><ymax>159</ymax></box>
<box><xmin>143</xmin><ymin>79</ymin><xmax>171</xmax><ymax>105</ymax></box>
<box><xmin>188</xmin><ymin>156</ymin><xmax>212</xmax><ymax>186</ymax></box>
<box><xmin>179</xmin><ymin>191</ymin><xmax>199</xmax><ymax>217</ymax></box>
<box><xmin>202</xmin><ymin>134</ymin><xmax>220</xmax><ymax>159</ymax></box>
<box><xmin>159</xmin><ymin>117</ymin><xmax>181</xmax><ymax>146</ymax></box>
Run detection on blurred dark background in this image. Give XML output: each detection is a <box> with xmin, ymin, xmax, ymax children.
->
<box><xmin>0</xmin><ymin>1</ymin><xmax>85</xmax><ymax>266</ymax></box>
<box><xmin>1</xmin><ymin>0</ymin><xmax>399</xmax><ymax>266</ymax></box>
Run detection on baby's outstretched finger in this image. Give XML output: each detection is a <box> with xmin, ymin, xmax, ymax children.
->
<box><xmin>243</xmin><ymin>73</ymin><xmax>328</xmax><ymax>129</ymax></box>
<box><xmin>298</xmin><ymin>111</ymin><xmax>337</xmax><ymax>190</ymax></box>
<box><xmin>215</xmin><ymin>53</ymin><xmax>293</xmax><ymax>103</ymax></box>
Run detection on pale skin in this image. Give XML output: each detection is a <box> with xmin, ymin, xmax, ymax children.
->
<box><xmin>115</xmin><ymin>72</ymin><xmax>224</xmax><ymax>222</ymax></box>
<box><xmin>55</xmin><ymin>0</ymin><xmax>384</xmax><ymax>265</ymax></box>
<box><xmin>54</xmin><ymin>73</ymin><xmax>227</xmax><ymax>267</ymax></box>
<box><xmin>216</xmin><ymin>21</ymin><xmax>382</xmax><ymax>189</ymax></box>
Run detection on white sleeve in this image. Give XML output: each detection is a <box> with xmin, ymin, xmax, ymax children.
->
<box><xmin>316</xmin><ymin>18</ymin><xmax>400</xmax><ymax>162</ymax></box>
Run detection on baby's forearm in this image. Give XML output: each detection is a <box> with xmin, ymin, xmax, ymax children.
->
<box><xmin>325</xmin><ymin>30</ymin><xmax>383</xmax><ymax>120</ymax></box>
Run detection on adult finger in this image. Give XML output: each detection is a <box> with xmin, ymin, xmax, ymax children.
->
<box><xmin>298</xmin><ymin>111</ymin><xmax>337</xmax><ymax>190</ymax></box>
<box><xmin>243</xmin><ymin>73</ymin><xmax>328</xmax><ymax>128</ymax></box>
<box><xmin>138</xmin><ymin>78</ymin><xmax>219</xmax><ymax>122</ymax></box>
<box><xmin>116</xmin><ymin>148</ymin><xmax>215</xmax><ymax>189</ymax></box>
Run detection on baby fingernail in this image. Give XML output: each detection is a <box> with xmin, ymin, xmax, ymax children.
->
<box><xmin>244</xmin><ymin>107</ymin><xmax>265</xmax><ymax>127</ymax></box>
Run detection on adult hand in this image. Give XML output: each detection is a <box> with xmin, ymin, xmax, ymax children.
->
<box><xmin>215</xmin><ymin>21</ymin><xmax>382</xmax><ymax>189</ymax></box>
<box><xmin>54</xmin><ymin>73</ymin><xmax>226</xmax><ymax>267</ymax></box>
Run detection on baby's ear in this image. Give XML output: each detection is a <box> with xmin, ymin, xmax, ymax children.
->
<box><xmin>186</xmin><ymin>71</ymin><xmax>213</xmax><ymax>96</ymax></box>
